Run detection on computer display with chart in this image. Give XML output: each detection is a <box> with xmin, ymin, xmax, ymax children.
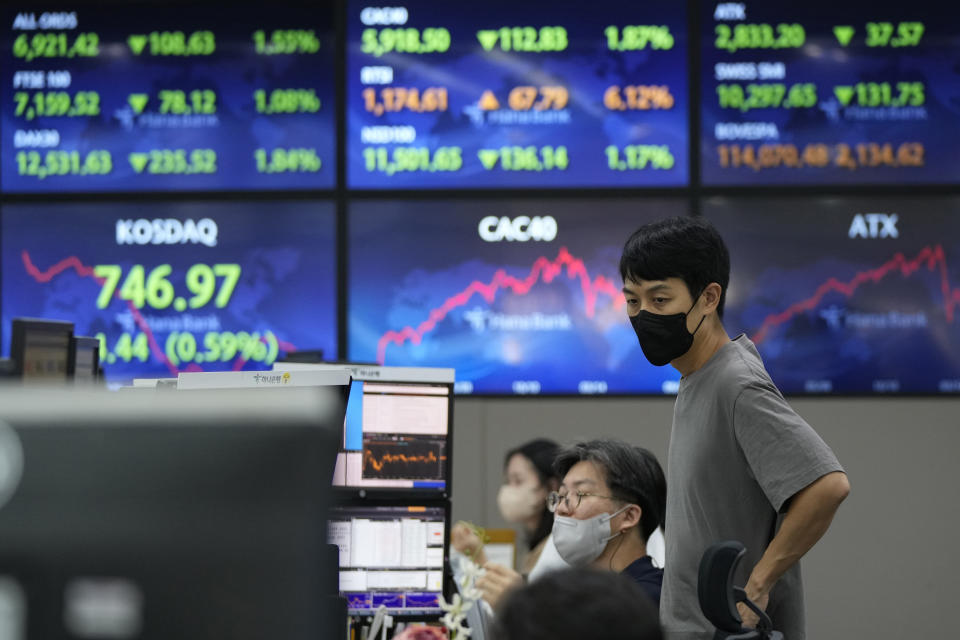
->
<box><xmin>328</xmin><ymin>504</ymin><xmax>447</xmax><ymax>616</ymax></box>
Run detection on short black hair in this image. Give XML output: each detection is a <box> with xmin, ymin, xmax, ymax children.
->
<box><xmin>504</xmin><ymin>439</ymin><xmax>560</xmax><ymax>551</ymax></box>
<box><xmin>619</xmin><ymin>216</ymin><xmax>731</xmax><ymax>317</ymax></box>
<box><xmin>554</xmin><ymin>439</ymin><xmax>666</xmax><ymax>543</ymax></box>
<box><xmin>493</xmin><ymin>567</ymin><xmax>662</xmax><ymax>640</ymax></box>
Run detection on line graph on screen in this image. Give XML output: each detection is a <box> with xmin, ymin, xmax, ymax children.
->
<box><xmin>752</xmin><ymin>244</ymin><xmax>960</xmax><ymax>344</ymax></box>
<box><xmin>376</xmin><ymin>246</ymin><xmax>626</xmax><ymax>364</ymax></box>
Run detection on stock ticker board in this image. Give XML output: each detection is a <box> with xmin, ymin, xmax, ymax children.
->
<box><xmin>1</xmin><ymin>201</ymin><xmax>338</xmax><ymax>385</ymax></box>
<box><xmin>701</xmin><ymin>1</ymin><xmax>960</xmax><ymax>185</ymax></box>
<box><xmin>348</xmin><ymin>199</ymin><xmax>688</xmax><ymax>395</ymax></box>
<box><xmin>347</xmin><ymin>2</ymin><xmax>689</xmax><ymax>188</ymax></box>
<box><xmin>1</xmin><ymin>6</ymin><xmax>336</xmax><ymax>192</ymax></box>
<box><xmin>706</xmin><ymin>197</ymin><xmax>960</xmax><ymax>394</ymax></box>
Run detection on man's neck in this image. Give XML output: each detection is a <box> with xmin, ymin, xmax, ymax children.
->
<box><xmin>594</xmin><ymin>535</ymin><xmax>647</xmax><ymax>573</ymax></box>
<box><xmin>672</xmin><ymin>321</ymin><xmax>730</xmax><ymax>377</ymax></box>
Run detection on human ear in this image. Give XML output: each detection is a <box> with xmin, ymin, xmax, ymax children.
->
<box><xmin>620</xmin><ymin>504</ymin><xmax>642</xmax><ymax>533</ymax></box>
<box><xmin>701</xmin><ymin>282</ymin><xmax>723</xmax><ymax>314</ymax></box>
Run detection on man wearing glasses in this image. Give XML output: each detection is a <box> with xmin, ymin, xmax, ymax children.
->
<box><xmin>548</xmin><ymin>439</ymin><xmax>667</xmax><ymax>606</ymax></box>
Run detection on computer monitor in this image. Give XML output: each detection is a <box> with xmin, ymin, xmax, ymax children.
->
<box><xmin>0</xmin><ymin>386</ymin><xmax>344</xmax><ymax>640</ymax></box>
<box><xmin>273</xmin><ymin>364</ymin><xmax>455</xmax><ymax>494</ymax></box>
<box><xmin>328</xmin><ymin>503</ymin><xmax>449</xmax><ymax>617</ymax></box>
<box><xmin>9</xmin><ymin>318</ymin><xmax>74</xmax><ymax>382</ymax></box>
<box><xmin>68</xmin><ymin>337</ymin><xmax>100</xmax><ymax>385</ymax></box>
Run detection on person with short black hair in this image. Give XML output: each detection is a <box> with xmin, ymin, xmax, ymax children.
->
<box><xmin>549</xmin><ymin>438</ymin><xmax>666</xmax><ymax>606</ymax></box>
<box><xmin>620</xmin><ymin>216</ymin><xmax>850</xmax><ymax>639</ymax></box>
<box><xmin>492</xmin><ymin>567</ymin><xmax>663</xmax><ymax>640</ymax></box>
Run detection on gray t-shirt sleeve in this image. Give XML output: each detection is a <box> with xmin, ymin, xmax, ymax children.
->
<box><xmin>733</xmin><ymin>385</ymin><xmax>844</xmax><ymax>512</ymax></box>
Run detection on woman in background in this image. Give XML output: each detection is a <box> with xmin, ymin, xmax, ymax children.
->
<box><xmin>452</xmin><ymin>438</ymin><xmax>560</xmax><ymax>574</ymax></box>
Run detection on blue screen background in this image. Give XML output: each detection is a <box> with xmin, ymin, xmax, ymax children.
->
<box><xmin>2</xmin><ymin>200</ymin><xmax>338</xmax><ymax>385</ymax></box>
<box><xmin>1</xmin><ymin>4</ymin><xmax>337</xmax><ymax>192</ymax></box>
<box><xmin>349</xmin><ymin>199</ymin><xmax>690</xmax><ymax>394</ymax></box>
<box><xmin>706</xmin><ymin>196</ymin><xmax>960</xmax><ymax>393</ymax></box>
<box><xmin>347</xmin><ymin>0</ymin><xmax>689</xmax><ymax>188</ymax></box>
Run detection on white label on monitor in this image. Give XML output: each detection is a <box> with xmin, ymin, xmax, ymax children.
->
<box><xmin>426</xmin><ymin>572</ymin><xmax>444</xmax><ymax>591</ymax></box>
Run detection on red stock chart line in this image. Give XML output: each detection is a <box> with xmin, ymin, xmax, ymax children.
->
<box><xmin>19</xmin><ymin>251</ymin><xmax>294</xmax><ymax>375</ymax></box>
<box><xmin>753</xmin><ymin>245</ymin><xmax>960</xmax><ymax>345</ymax></box>
<box><xmin>376</xmin><ymin>246</ymin><xmax>625</xmax><ymax>364</ymax></box>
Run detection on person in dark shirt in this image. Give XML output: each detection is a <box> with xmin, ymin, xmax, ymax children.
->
<box><xmin>548</xmin><ymin>438</ymin><xmax>666</xmax><ymax>606</ymax></box>
<box><xmin>493</xmin><ymin>567</ymin><xmax>663</xmax><ymax>640</ymax></box>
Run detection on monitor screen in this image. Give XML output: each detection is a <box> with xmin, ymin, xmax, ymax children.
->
<box><xmin>0</xmin><ymin>386</ymin><xmax>344</xmax><ymax>639</ymax></box>
<box><xmin>346</xmin><ymin>0</ymin><xmax>688</xmax><ymax>188</ymax></box>
<box><xmin>334</xmin><ymin>380</ymin><xmax>451</xmax><ymax>491</ymax></box>
<box><xmin>328</xmin><ymin>504</ymin><xmax>446</xmax><ymax>616</ymax></box>
<box><xmin>1</xmin><ymin>4</ymin><xmax>336</xmax><ymax>193</ymax></box>
<box><xmin>349</xmin><ymin>199</ymin><xmax>689</xmax><ymax>394</ymax></box>
<box><xmin>700</xmin><ymin>0</ymin><xmax>960</xmax><ymax>185</ymax></box>
<box><xmin>704</xmin><ymin>196</ymin><xmax>960</xmax><ymax>394</ymax></box>
<box><xmin>1</xmin><ymin>201</ymin><xmax>337</xmax><ymax>386</ymax></box>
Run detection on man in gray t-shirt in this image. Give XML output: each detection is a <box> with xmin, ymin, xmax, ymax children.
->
<box><xmin>620</xmin><ymin>217</ymin><xmax>850</xmax><ymax>640</ymax></box>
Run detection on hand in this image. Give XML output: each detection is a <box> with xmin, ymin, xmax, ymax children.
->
<box><xmin>451</xmin><ymin>522</ymin><xmax>488</xmax><ymax>566</ymax></box>
<box><xmin>476</xmin><ymin>562</ymin><xmax>523</xmax><ymax>609</ymax></box>
<box><xmin>737</xmin><ymin>590</ymin><xmax>769</xmax><ymax>629</ymax></box>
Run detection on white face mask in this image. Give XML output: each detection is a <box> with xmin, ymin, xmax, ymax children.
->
<box><xmin>552</xmin><ymin>505</ymin><xmax>630</xmax><ymax>567</ymax></box>
<box><xmin>497</xmin><ymin>484</ymin><xmax>543</xmax><ymax>523</ymax></box>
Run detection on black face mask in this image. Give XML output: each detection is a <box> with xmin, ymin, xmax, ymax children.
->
<box><xmin>629</xmin><ymin>295</ymin><xmax>705</xmax><ymax>367</ymax></box>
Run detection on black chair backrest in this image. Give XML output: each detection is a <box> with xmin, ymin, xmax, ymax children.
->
<box><xmin>698</xmin><ymin>540</ymin><xmax>747</xmax><ymax>633</ymax></box>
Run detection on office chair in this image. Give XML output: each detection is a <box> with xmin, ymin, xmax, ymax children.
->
<box><xmin>698</xmin><ymin>541</ymin><xmax>783</xmax><ymax>640</ymax></box>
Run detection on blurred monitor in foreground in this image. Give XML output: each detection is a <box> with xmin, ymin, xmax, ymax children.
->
<box><xmin>68</xmin><ymin>337</ymin><xmax>101</xmax><ymax>385</ymax></box>
<box><xmin>0</xmin><ymin>386</ymin><xmax>344</xmax><ymax>640</ymax></box>
<box><xmin>9</xmin><ymin>318</ymin><xmax>73</xmax><ymax>382</ymax></box>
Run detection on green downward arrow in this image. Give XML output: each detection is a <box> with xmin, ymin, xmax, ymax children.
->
<box><xmin>127</xmin><ymin>34</ymin><xmax>147</xmax><ymax>55</ymax></box>
<box><xmin>128</xmin><ymin>93</ymin><xmax>148</xmax><ymax>114</ymax></box>
<box><xmin>476</xmin><ymin>30</ymin><xmax>499</xmax><ymax>51</ymax></box>
<box><xmin>834</xmin><ymin>86</ymin><xmax>854</xmax><ymax>107</ymax></box>
<box><xmin>478</xmin><ymin>149</ymin><xmax>500</xmax><ymax>170</ymax></box>
<box><xmin>833</xmin><ymin>25</ymin><xmax>855</xmax><ymax>47</ymax></box>
<box><xmin>128</xmin><ymin>153</ymin><xmax>149</xmax><ymax>173</ymax></box>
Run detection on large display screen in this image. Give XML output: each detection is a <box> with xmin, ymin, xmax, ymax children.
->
<box><xmin>700</xmin><ymin>0</ymin><xmax>960</xmax><ymax>185</ymax></box>
<box><xmin>349</xmin><ymin>199</ymin><xmax>689</xmax><ymax>395</ymax></box>
<box><xmin>2</xmin><ymin>201</ymin><xmax>337</xmax><ymax>385</ymax></box>
<box><xmin>1</xmin><ymin>5</ymin><xmax>335</xmax><ymax>193</ymax></box>
<box><xmin>705</xmin><ymin>197</ymin><xmax>960</xmax><ymax>394</ymax></box>
<box><xmin>347</xmin><ymin>1</ymin><xmax>688</xmax><ymax>189</ymax></box>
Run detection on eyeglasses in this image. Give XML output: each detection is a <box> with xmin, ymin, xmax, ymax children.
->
<box><xmin>546</xmin><ymin>490</ymin><xmax>619</xmax><ymax>513</ymax></box>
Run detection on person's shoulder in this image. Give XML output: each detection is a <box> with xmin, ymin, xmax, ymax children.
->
<box><xmin>623</xmin><ymin>556</ymin><xmax>663</xmax><ymax>585</ymax></box>
<box><xmin>688</xmin><ymin>335</ymin><xmax>769</xmax><ymax>400</ymax></box>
